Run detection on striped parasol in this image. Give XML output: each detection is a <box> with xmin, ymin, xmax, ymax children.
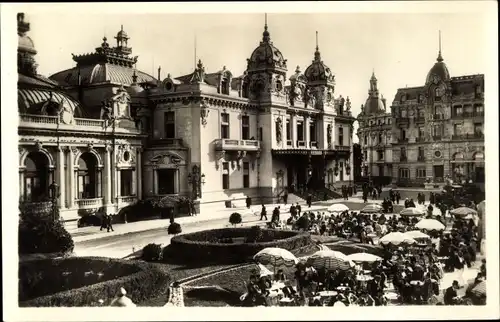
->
<box><xmin>306</xmin><ymin>249</ymin><xmax>354</xmax><ymax>271</ymax></box>
<box><xmin>400</xmin><ymin>207</ymin><xmax>425</xmax><ymax>217</ymax></box>
<box><xmin>360</xmin><ymin>204</ymin><xmax>383</xmax><ymax>213</ymax></box>
<box><xmin>415</xmin><ymin>218</ymin><xmax>446</xmax><ymax>231</ymax></box>
<box><xmin>471</xmin><ymin>280</ymin><xmax>486</xmax><ymax>297</ymax></box>
<box><xmin>379</xmin><ymin>232</ymin><xmax>416</xmax><ymax>246</ymax></box>
<box><xmin>253</xmin><ymin>248</ymin><xmax>298</xmax><ymax>272</ymax></box>
<box><xmin>450</xmin><ymin>207</ymin><xmax>478</xmax><ymax>217</ymax></box>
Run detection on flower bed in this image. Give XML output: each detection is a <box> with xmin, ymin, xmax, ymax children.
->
<box><xmin>19</xmin><ymin>257</ymin><xmax>170</xmax><ymax>307</ymax></box>
<box><xmin>168</xmin><ymin>227</ymin><xmax>313</xmax><ymax>264</ymax></box>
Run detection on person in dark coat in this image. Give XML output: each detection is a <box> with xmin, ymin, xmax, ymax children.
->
<box><xmin>100</xmin><ymin>214</ymin><xmax>108</xmax><ymax>231</ymax></box>
<box><xmin>296</xmin><ymin>203</ymin><xmax>302</xmax><ymax>216</ymax></box>
<box><xmin>106</xmin><ymin>214</ymin><xmax>114</xmax><ymax>232</ymax></box>
<box><xmin>289</xmin><ymin>204</ymin><xmax>297</xmax><ymax>218</ymax></box>
<box><xmin>396</xmin><ymin>192</ymin><xmax>401</xmax><ymax>204</ymax></box>
<box><xmin>444</xmin><ymin>280</ymin><xmax>460</xmax><ymax>305</ymax></box>
<box><xmin>306</xmin><ymin>194</ymin><xmax>312</xmax><ymax>208</ymax></box>
<box><xmin>283</xmin><ymin>190</ymin><xmax>288</xmax><ymax>205</ymax></box>
<box><xmin>260</xmin><ymin>204</ymin><xmax>268</xmax><ymax>221</ymax></box>
<box><xmin>246</xmin><ymin>196</ymin><xmax>252</xmax><ymax>209</ymax></box>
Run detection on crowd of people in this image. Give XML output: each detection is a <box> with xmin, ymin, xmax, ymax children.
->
<box><xmin>246</xmin><ymin>189</ymin><xmax>486</xmax><ymax>307</ymax></box>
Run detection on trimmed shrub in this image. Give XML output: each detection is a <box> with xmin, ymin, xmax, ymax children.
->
<box><xmin>19</xmin><ymin>204</ymin><xmax>74</xmax><ymax>255</ymax></box>
<box><xmin>229</xmin><ymin>212</ymin><xmax>242</xmax><ymax>226</ymax></box>
<box><xmin>167</xmin><ymin>222</ymin><xmax>182</xmax><ymax>235</ymax></box>
<box><xmin>245</xmin><ymin>225</ymin><xmax>264</xmax><ymax>243</ymax></box>
<box><xmin>19</xmin><ymin>257</ymin><xmax>170</xmax><ymax>307</ymax></box>
<box><xmin>141</xmin><ymin>243</ymin><xmax>163</xmax><ymax>261</ymax></box>
<box><xmin>168</xmin><ymin>227</ymin><xmax>313</xmax><ymax>264</ymax></box>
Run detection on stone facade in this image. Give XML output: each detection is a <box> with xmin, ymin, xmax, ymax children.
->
<box><xmin>17</xmin><ymin>14</ymin><xmax>355</xmax><ymax>223</ymax></box>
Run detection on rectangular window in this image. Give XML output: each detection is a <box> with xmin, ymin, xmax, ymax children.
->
<box><xmin>400</xmin><ymin>147</ymin><xmax>407</xmax><ymax>161</ymax></box>
<box><xmin>310</xmin><ymin>122</ymin><xmax>316</xmax><ymax>142</ymax></box>
<box><xmin>418</xmin><ymin>109</ymin><xmax>425</xmax><ymax>118</ymax></box>
<box><xmin>399</xmin><ymin>168</ymin><xmax>410</xmax><ymax>178</ymax></box>
<box><xmin>418</xmin><ymin>127</ymin><xmax>425</xmax><ymax>139</ymax></box>
<box><xmin>286</xmin><ymin>119</ymin><xmax>291</xmax><ymax>140</ymax></box>
<box><xmin>433</xmin><ymin>125</ymin><xmax>442</xmax><ymax>137</ymax></box>
<box><xmin>474</xmin><ymin>104</ymin><xmax>484</xmax><ymax>113</ymax></box>
<box><xmin>222</xmin><ymin>162</ymin><xmax>230</xmax><ymax>189</ymax></box>
<box><xmin>338</xmin><ymin>127</ymin><xmax>344</xmax><ymax>146</ymax></box>
<box><xmin>164</xmin><ymin>111</ymin><xmax>176</xmax><ymax>139</ymax></box>
<box><xmin>400</xmin><ymin>129</ymin><xmax>406</xmax><ymax>140</ymax></box>
<box><xmin>243</xmin><ymin>162</ymin><xmax>250</xmax><ymax>188</ymax></box>
<box><xmin>339</xmin><ymin>162</ymin><xmax>344</xmax><ymax>181</ymax></box>
<box><xmin>157</xmin><ymin>169</ymin><xmax>176</xmax><ymax>195</ymax></box>
<box><xmin>378</xmin><ymin>133</ymin><xmax>383</xmax><ymax>144</ymax></box>
<box><xmin>221</xmin><ymin>113</ymin><xmax>230</xmax><ymax>139</ymax></box>
<box><xmin>454</xmin><ymin>123</ymin><xmax>463</xmax><ymax>135</ymax></box>
<box><xmin>241</xmin><ymin>115</ymin><xmax>250</xmax><ymax>140</ymax></box>
<box><xmin>416</xmin><ymin>168</ymin><xmax>426</xmax><ymax>178</ymax></box>
<box><xmin>454</xmin><ymin>106</ymin><xmax>463</xmax><ymax>117</ymax></box>
<box><xmin>418</xmin><ymin>147</ymin><xmax>425</xmax><ymax>160</ymax></box>
<box><xmin>259</xmin><ymin>127</ymin><xmax>263</xmax><ymax>141</ymax></box>
<box><xmin>377</xmin><ymin>151</ymin><xmax>384</xmax><ymax>160</ymax></box>
<box><xmin>120</xmin><ymin>169</ymin><xmax>133</xmax><ymax>197</ymax></box>
<box><xmin>364</xmin><ymin>135</ymin><xmax>368</xmax><ymax>145</ymax></box>
<box><xmin>474</xmin><ymin>123</ymin><xmax>483</xmax><ymax>135</ymax></box>
<box><xmin>297</xmin><ymin>121</ymin><xmax>304</xmax><ymax>141</ymax></box>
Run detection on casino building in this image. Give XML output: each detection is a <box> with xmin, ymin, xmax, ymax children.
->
<box><xmin>17</xmin><ymin>13</ymin><xmax>355</xmax><ymax>226</ymax></box>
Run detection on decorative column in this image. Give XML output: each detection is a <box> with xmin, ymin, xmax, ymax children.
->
<box><xmin>19</xmin><ymin>169</ymin><xmax>25</xmax><ymax>202</ymax></box>
<box><xmin>137</xmin><ymin>148</ymin><xmax>143</xmax><ymax>199</ymax></box>
<box><xmin>291</xmin><ymin>113</ymin><xmax>297</xmax><ymax>147</ymax></box>
<box><xmin>103</xmin><ymin>145</ymin><xmax>112</xmax><ymax>206</ymax></box>
<box><xmin>67</xmin><ymin>147</ymin><xmax>75</xmax><ymax>208</ymax></box>
<box><xmin>116</xmin><ymin>168</ymin><xmax>121</xmax><ymax>201</ymax></box>
<box><xmin>305</xmin><ymin>116</ymin><xmax>311</xmax><ymax>146</ymax></box>
<box><xmin>153</xmin><ymin>167</ymin><xmax>158</xmax><ymax>195</ymax></box>
<box><xmin>57</xmin><ymin>147</ymin><xmax>66</xmax><ymax>208</ymax></box>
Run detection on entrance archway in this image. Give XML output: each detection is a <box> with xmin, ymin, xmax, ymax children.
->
<box><xmin>24</xmin><ymin>151</ymin><xmax>51</xmax><ymax>202</ymax></box>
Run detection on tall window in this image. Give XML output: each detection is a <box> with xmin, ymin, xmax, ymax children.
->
<box><xmin>120</xmin><ymin>169</ymin><xmax>135</xmax><ymax>196</ymax></box>
<box><xmin>339</xmin><ymin>162</ymin><xmax>344</xmax><ymax>181</ymax></box>
<box><xmin>433</xmin><ymin>125</ymin><xmax>443</xmax><ymax>137</ymax></box>
<box><xmin>297</xmin><ymin>121</ymin><xmax>304</xmax><ymax>141</ymax></box>
<box><xmin>222</xmin><ymin>162</ymin><xmax>230</xmax><ymax>189</ymax></box>
<box><xmin>241</xmin><ymin>115</ymin><xmax>250</xmax><ymax>140</ymax></box>
<box><xmin>286</xmin><ymin>119</ymin><xmax>291</xmax><ymax>141</ymax></box>
<box><xmin>400</xmin><ymin>147</ymin><xmax>407</xmax><ymax>160</ymax></box>
<box><xmin>474</xmin><ymin>123</ymin><xmax>483</xmax><ymax>135</ymax></box>
<box><xmin>378</xmin><ymin>133</ymin><xmax>383</xmax><ymax>144</ymax></box>
<box><xmin>338</xmin><ymin>126</ymin><xmax>344</xmax><ymax>146</ymax></box>
<box><xmin>399</xmin><ymin>168</ymin><xmax>410</xmax><ymax>178</ymax></box>
<box><xmin>310</xmin><ymin>122</ymin><xmax>316</xmax><ymax>142</ymax></box>
<box><xmin>474</xmin><ymin>104</ymin><xmax>484</xmax><ymax>114</ymax></box>
<box><xmin>453</xmin><ymin>123</ymin><xmax>463</xmax><ymax>135</ymax></box>
<box><xmin>418</xmin><ymin>127</ymin><xmax>425</xmax><ymax>139</ymax></box>
<box><xmin>418</xmin><ymin>147</ymin><xmax>425</xmax><ymax>160</ymax></box>
<box><xmin>400</xmin><ymin>129</ymin><xmax>406</xmax><ymax>140</ymax></box>
<box><xmin>454</xmin><ymin>106</ymin><xmax>463</xmax><ymax>117</ymax></box>
<box><xmin>221</xmin><ymin>113</ymin><xmax>230</xmax><ymax>139</ymax></box>
<box><xmin>259</xmin><ymin>127</ymin><xmax>263</xmax><ymax>141</ymax></box>
<box><xmin>24</xmin><ymin>152</ymin><xmax>49</xmax><ymax>202</ymax></box>
<box><xmin>364</xmin><ymin>135</ymin><xmax>368</xmax><ymax>145</ymax></box>
<box><xmin>377</xmin><ymin>151</ymin><xmax>384</xmax><ymax>161</ymax></box>
<box><xmin>416</xmin><ymin>168</ymin><xmax>426</xmax><ymax>178</ymax></box>
<box><xmin>77</xmin><ymin>153</ymin><xmax>99</xmax><ymax>199</ymax></box>
<box><xmin>243</xmin><ymin>162</ymin><xmax>250</xmax><ymax>188</ymax></box>
<box><xmin>221</xmin><ymin>79</ymin><xmax>229</xmax><ymax>95</ymax></box>
<box><xmin>164</xmin><ymin>111</ymin><xmax>176</xmax><ymax>139</ymax></box>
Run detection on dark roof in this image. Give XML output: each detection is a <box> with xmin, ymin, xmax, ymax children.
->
<box><xmin>18</xmin><ymin>87</ymin><xmax>87</xmax><ymax>117</ymax></box>
<box><xmin>392</xmin><ymin>86</ymin><xmax>424</xmax><ymax>102</ymax></box>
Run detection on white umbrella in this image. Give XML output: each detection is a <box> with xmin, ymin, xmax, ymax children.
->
<box><xmin>257</xmin><ymin>263</ymin><xmax>273</xmax><ymax>277</ymax></box>
<box><xmin>347</xmin><ymin>253</ymin><xmax>382</xmax><ymax>263</ymax></box>
<box><xmin>415</xmin><ymin>218</ymin><xmax>446</xmax><ymax>231</ymax></box>
<box><xmin>400</xmin><ymin>207</ymin><xmax>425</xmax><ymax>217</ymax></box>
<box><xmin>404</xmin><ymin>230</ymin><xmax>431</xmax><ymax>240</ymax></box>
<box><xmin>450</xmin><ymin>207</ymin><xmax>478</xmax><ymax>217</ymax></box>
<box><xmin>327</xmin><ymin>203</ymin><xmax>349</xmax><ymax>213</ymax></box>
<box><xmin>306</xmin><ymin>250</ymin><xmax>354</xmax><ymax>271</ymax></box>
<box><xmin>360</xmin><ymin>204</ymin><xmax>383</xmax><ymax>213</ymax></box>
<box><xmin>254</xmin><ymin>248</ymin><xmax>298</xmax><ymax>273</ymax></box>
<box><xmin>379</xmin><ymin>232</ymin><xmax>416</xmax><ymax>246</ymax></box>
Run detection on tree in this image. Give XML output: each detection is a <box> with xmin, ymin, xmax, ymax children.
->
<box><xmin>229</xmin><ymin>212</ymin><xmax>243</xmax><ymax>227</ymax></box>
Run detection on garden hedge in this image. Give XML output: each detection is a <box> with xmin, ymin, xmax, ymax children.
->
<box><xmin>167</xmin><ymin>227</ymin><xmax>313</xmax><ymax>264</ymax></box>
<box><xmin>19</xmin><ymin>256</ymin><xmax>170</xmax><ymax>307</ymax></box>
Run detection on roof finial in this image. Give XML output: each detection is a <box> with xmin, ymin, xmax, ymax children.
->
<box><xmin>194</xmin><ymin>33</ymin><xmax>197</xmax><ymax>69</ymax></box>
<box><xmin>315</xmin><ymin>31</ymin><xmax>319</xmax><ymax>51</ymax></box>
<box><xmin>121</xmin><ymin>24</ymin><xmax>124</xmax><ymax>32</ymax></box>
<box><xmin>437</xmin><ymin>30</ymin><xmax>444</xmax><ymax>62</ymax></box>
<box><xmin>262</xmin><ymin>13</ymin><xmax>270</xmax><ymax>42</ymax></box>
<box><xmin>314</xmin><ymin>31</ymin><xmax>321</xmax><ymax>62</ymax></box>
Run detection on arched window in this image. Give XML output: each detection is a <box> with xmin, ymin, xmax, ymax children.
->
<box><xmin>77</xmin><ymin>153</ymin><xmax>101</xmax><ymax>199</ymax></box>
<box><xmin>24</xmin><ymin>152</ymin><xmax>50</xmax><ymax>202</ymax></box>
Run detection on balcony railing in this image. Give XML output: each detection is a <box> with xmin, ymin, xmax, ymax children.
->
<box><xmin>214</xmin><ymin>139</ymin><xmax>260</xmax><ymax>151</ymax></box>
<box><xmin>118</xmin><ymin>196</ymin><xmax>137</xmax><ymax>204</ymax></box>
<box><xmin>398</xmin><ymin>138</ymin><xmax>409</xmax><ymax>144</ymax></box>
<box><xmin>417</xmin><ymin>156</ymin><xmax>426</xmax><ymax>162</ymax></box>
<box><xmin>396</xmin><ymin>117</ymin><xmax>410</xmax><ymax>124</ymax></box>
<box><xmin>150</xmin><ymin>138</ymin><xmax>185</xmax><ymax>147</ymax></box>
<box><xmin>334</xmin><ymin>145</ymin><xmax>351</xmax><ymax>152</ymax></box>
<box><xmin>400</xmin><ymin>156</ymin><xmax>408</xmax><ymax>162</ymax></box>
<box><xmin>415</xmin><ymin>116</ymin><xmax>426</xmax><ymax>123</ymax></box>
<box><xmin>473</xmin><ymin>111</ymin><xmax>484</xmax><ymax>117</ymax></box>
<box><xmin>75</xmin><ymin>118</ymin><xmax>105</xmax><ymax>127</ymax></box>
<box><xmin>286</xmin><ymin>140</ymin><xmax>293</xmax><ymax>147</ymax></box>
<box><xmin>432</xmin><ymin>135</ymin><xmax>442</xmax><ymax>140</ymax></box>
<box><xmin>432</xmin><ymin>114</ymin><xmax>444</xmax><ymax>120</ymax></box>
<box><xmin>20</xmin><ymin>114</ymin><xmax>58</xmax><ymax>124</ymax></box>
<box><xmin>451</xmin><ymin>133</ymin><xmax>484</xmax><ymax>141</ymax></box>
<box><xmin>297</xmin><ymin>140</ymin><xmax>306</xmax><ymax>147</ymax></box>
<box><xmin>310</xmin><ymin>141</ymin><xmax>318</xmax><ymax>148</ymax></box>
<box><xmin>76</xmin><ymin>197</ymin><xmax>104</xmax><ymax>209</ymax></box>
<box><xmin>415</xmin><ymin>137</ymin><xmax>426</xmax><ymax>142</ymax></box>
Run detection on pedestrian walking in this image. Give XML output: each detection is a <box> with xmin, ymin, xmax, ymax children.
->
<box><xmin>100</xmin><ymin>214</ymin><xmax>107</xmax><ymax>231</ymax></box>
<box><xmin>283</xmin><ymin>190</ymin><xmax>288</xmax><ymax>205</ymax></box>
<box><xmin>106</xmin><ymin>214</ymin><xmax>114</xmax><ymax>232</ymax></box>
<box><xmin>246</xmin><ymin>195</ymin><xmax>252</xmax><ymax>209</ymax></box>
<box><xmin>260</xmin><ymin>204</ymin><xmax>268</xmax><ymax>221</ymax></box>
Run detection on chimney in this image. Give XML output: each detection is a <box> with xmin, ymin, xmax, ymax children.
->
<box><xmin>157</xmin><ymin>66</ymin><xmax>161</xmax><ymax>81</ymax></box>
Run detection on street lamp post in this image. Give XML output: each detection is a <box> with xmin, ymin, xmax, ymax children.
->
<box><xmin>187</xmin><ymin>165</ymin><xmax>206</xmax><ymax>199</ymax></box>
<box><xmin>48</xmin><ymin>180</ymin><xmax>60</xmax><ymax>221</ymax></box>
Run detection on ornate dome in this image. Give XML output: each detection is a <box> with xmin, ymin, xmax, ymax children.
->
<box><xmin>127</xmin><ymin>71</ymin><xmax>145</xmax><ymax>96</ymax></box>
<box><xmin>426</xmin><ymin>53</ymin><xmax>451</xmax><ymax>84</ymax></box>
<box><xmin>247</xmin><ymin>22</ymin><xmax>287</xmax><ymax>72</ymax></box>
<box><xmin>304</xmin><ymin>38</ymin><xmax>334</xmax><ymax>84</ymax></box>
<box><xmin>18</xmin><ymin>35</ymin><xmax>36</xmax><ymax>54</ymax></box>
<box><xmin>364</xmin><ymin>96</ymin><xmax>385</xmax><ymax>115</ymax></box>
<box><xmin>116</xmin><ymin>25</ymin><xmax>128</xmax><ymax>39</ymax></box>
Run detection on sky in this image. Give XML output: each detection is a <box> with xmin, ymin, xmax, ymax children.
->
<box><xmin>23</xmin><ymin>9</ymin><xmax>491</xmax><ymax>142</ymax></box>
